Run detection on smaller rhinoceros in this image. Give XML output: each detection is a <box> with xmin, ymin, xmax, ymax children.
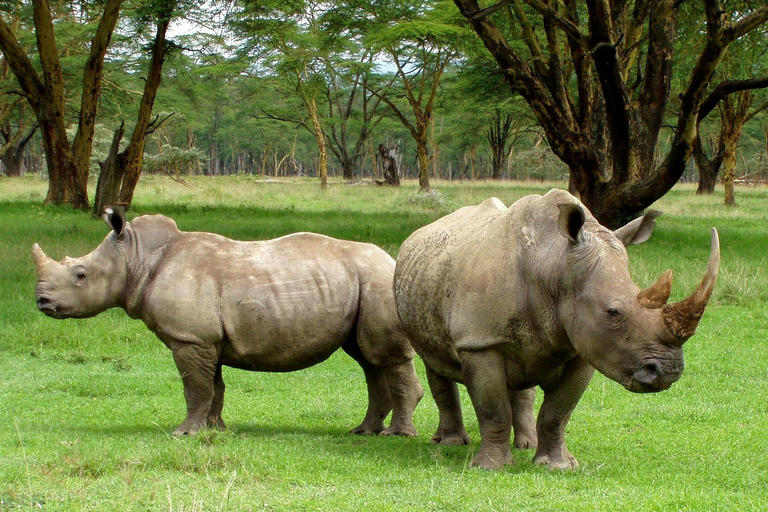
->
<box><xmin>394</xmin><ymin>189</ymin><xmax>719</xmax><ymax>470</ymax></box>
<box><xmin>33</xmin><ymin>208</ymin><xmax>423</xmax><ymax>437</ymax></box>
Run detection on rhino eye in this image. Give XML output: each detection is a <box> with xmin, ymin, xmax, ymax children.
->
<box><xmin>75</xmin><ymin>270</ymin><xmax>87</xmax><ymax>280</ymax></box>
<box><xmin>606</xmin><ymin>308</ymin><xmax>620</xmax><ymax>317</ymax></box>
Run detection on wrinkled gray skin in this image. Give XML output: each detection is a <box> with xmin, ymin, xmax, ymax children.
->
<box><xmin>394</xmin><ymin>189</ymin><xmax>719</xmax><ymax>470</ymax></box>
<box><xmin>33</xmin><ymin>209</ymin><xmax>423</xmax><ymax>437</ymax></box>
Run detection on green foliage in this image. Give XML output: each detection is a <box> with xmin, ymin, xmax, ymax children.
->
<box><xmin>1</xmin><ymin>176</ymin><xmax>767</xmax><ymax>510</ymax></box>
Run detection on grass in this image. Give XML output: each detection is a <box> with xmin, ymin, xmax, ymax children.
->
<box><xmin>1</xmin><ymin>174</ymin><xmax>767</xmax><ymax>511</ymax></box>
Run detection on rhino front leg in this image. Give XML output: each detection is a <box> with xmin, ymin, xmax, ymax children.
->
<box><xmin>533</xmin><ymin>357</ymin><xmax>595</xmax><ymax>470</ymax></box>
<box><xmin>168</xmin><ymin>341</ymin><xmax>220</xmax><ymax>436</ymax></box>
<box><xmin>460</xmin><ymin>348</ymin><xmax>514</xmax><ymax>470</ymax></box>
<box><xmin>425</xmin><ymin>366</ymin><xmax>470</xmax><ymax>445</ymax></box>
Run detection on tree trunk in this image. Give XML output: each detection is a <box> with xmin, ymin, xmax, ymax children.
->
<box><xmin>692</xmin><ymin>137</ymin><xmax>721</xmax><ymax>194</ymax></box>
<box><xmin>378</xmin><ymin>143</ymin><xmax>400</xmax><ymax>186</ymax></box>
<box><xmin>415</xmin><ymin>117</ymin><xmax>431</xmax><ymax>192</ymax></box>
<box><xmin>119</xmin><ymin>8</ymin><xmax>173</xmax><ymax>208</ymax></box>
<box><xmin>488</xmin><ymin>109</ymin><xmax>514</xmax><ymax>180</ymax></box>
<box><xmin>93</xmin><ymin>122</ymin><xmax>126</xmax><ymax>217</ymax></box>
<box><xmin>0</xmin><ymin>117</ymin><xmax>38</xmax><ymax>177</ymax></box>
<box><xmin>721</xmin><ymin>147</ymin><xmax>736</xmax><ymax>207</ymax></box>
<box><xmin>307</xmin><ymin>97</ymin><xmax>328</xmax><ymax>190</ymax></box>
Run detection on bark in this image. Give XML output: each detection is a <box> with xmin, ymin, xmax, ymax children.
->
<box><xmin>453</xmin><ymin>0</ymin><xmax>768</xmax><ymax>228</ymax></box>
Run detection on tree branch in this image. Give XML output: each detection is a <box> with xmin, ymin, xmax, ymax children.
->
<box><xmin>469</xmin><ymin>0</ymin><xmax>514</xmax><ymax>20</ymax></box>
<box><xmin>699</xmin><ymin>77</ymin><xmax>768</xmax><ymax>121</ymax></box>
<box><xmin>523</xmin><ymin>0</ymin><xmax>588</xmax><ymax>47</ymax></box>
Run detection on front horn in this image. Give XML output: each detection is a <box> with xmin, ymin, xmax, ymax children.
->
<box><xmin>662</xmin><ymin>228</ymin><xmax>720</xmax><ymax>344</ymax></box>
<box><xmin>32</xmin><ymin>243</ymin><xmax>54</xmax><ymax>272</ymax></box>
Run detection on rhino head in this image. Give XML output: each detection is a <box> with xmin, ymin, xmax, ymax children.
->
<box><xmin>33</xmin><ymin>207</ymin><xmax>129</xmax><ymax>319</ymax></box>
<box><xmin>557</xmin><ymin>204</ymin><xmax>720</xmax><ymax>393</ymax></box>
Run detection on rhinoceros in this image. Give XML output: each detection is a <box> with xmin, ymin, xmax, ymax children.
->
<box><xmin>33</xmin><ymin>208</ymin><xmax>423</xmax><ymax>437</ymax></box>
<box><xmin>394</xmin><ymin>189</ymin><xmax>719</xmax><ymax>470</ymax></box>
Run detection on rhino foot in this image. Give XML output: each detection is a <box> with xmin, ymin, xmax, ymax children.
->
<box><xmin>533</xmin><ymin>451</ymin><xmax>579</xmax><ymax>470</ymax></box>
<box><xmin>469</xmin><ymin>448</ymin><xmax>513</xmax><ymax>470</ymax></box>
<box><xmin>381</xmin><ymin>424</ymin><xmax>418</xmax><ymax>437</ymax></box>
<box><xmin>431</xmin><ymin>428</ymin><xmax>470</xmax><ymax>446</ymax></box>
<box><xmin>172</xmin><ymin>418</ymin><xmax>208</xmax><ymax>437</ymax></box>
<box><xmin>513</xmin><ymin>432</ymin><xmax>537</xmax><ymax>450</ymax></box>
<box><xmin>207</xmin><ymin>415</ymin><xmax>227</xmax><ymax>430</ymax></box>
<box><xmin>349</xmin><ymin>421</ymin><xmax>386</xmax><ymax>436</ymax></box>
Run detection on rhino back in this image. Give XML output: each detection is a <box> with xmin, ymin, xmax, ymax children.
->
<box><xmin>141</xmin><ymin>231</ymin><xmax>390</xmax><ymax>371</ymax></box>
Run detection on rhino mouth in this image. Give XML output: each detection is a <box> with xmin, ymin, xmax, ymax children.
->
<box><xmin>625</xmin><ymin>358</ymin><xmax>682</xmax><ymax>393</ymax></box>
<box><xmin>36</xmin><ymin>295</ymin><xmax>64</xmax><ymax>318</ymax></box>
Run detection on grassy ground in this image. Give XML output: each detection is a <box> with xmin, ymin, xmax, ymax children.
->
<box><xmin>1</xmin><ymin>175</ymin><xmax>767</xmax><ymax>511</ymax></box>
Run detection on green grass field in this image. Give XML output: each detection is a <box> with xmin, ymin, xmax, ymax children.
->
<box><xmin>1</xmin><ymin>175</ymin><xmax>767</xmax><ymax>511</ymax></box>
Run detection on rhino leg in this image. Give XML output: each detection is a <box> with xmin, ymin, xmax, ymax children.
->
<box><xmin>425</xmin><ymin>367</ymin><xmax>470</xmax><ymax>445</ymax></box>
<box><xmin>511</xmin><ymin>388</ymin><xmax>537</xmax><ymax>450</ymax></box>
<box><xmin>379</xmin><ymin>360</ymin><xmax>423</xmax><ymax>437</ymax></box>
<box><xmin>343</xmin><ymin>341</ymin><xmax>392</xmax><ymax>436</ymax></box>
<box><xmin>460</xmin><ymin>348</ymin><xmax>514</xmax><ymax>470</ymax></box>
<box><xmin>168</xmin><ymin>341</ymin><xmax>220</xmax><ymax>436</ymax></box>
<box><xmin>206</xmin><ymin>364</ymin><xmax>227</xmax><ymax>430</ymax></box>
<box><xmin>533</xmin><ymin>356</ymin><xmax>595</xmax><ymax>470</ymax></box>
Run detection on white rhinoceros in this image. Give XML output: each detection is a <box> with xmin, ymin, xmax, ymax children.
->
<box><xmin>394</xmin><ymin>189</ymin><xmax>719</xmax><ymax>470</ymax></box>
<box><xmin>33</xmin><ymin>208</ymin><xmax>423</xmax><ymax>437</ymax></box>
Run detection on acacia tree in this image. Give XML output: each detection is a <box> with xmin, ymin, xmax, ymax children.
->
<box><xmin>693</xmin><ymin>87</ymin><xmax>768</xmax><ymax>202</ymax></box>
<box><xmin>92</xmin><ymin>0</ymin><xmax>179</xmax><ymax>214</ymax></box>
<box><xmin>0</xmin><ymin>0</ymin><xmax>122</xmax><ymax>209</ymax></box>
<box><xmin>453</xmin><ymin>0</ymin><xmax>768</xmax><ymax>227</ymax></box>
<box><xmin>364</xmin><ymin>0</ymin><xmax>467</xmax><ymax>192</ymax></box>
<box><xmin>322</xmin><ymin>54</ymin><xmax>392</xmax><ymax>181</ymax></box>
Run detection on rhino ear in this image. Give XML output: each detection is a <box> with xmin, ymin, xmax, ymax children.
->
<box><xmin>613</xmin><ymin>210</ymin><xmax>662</xmax><ymax>246</ymax></box>
<box><xmin>102</xmin><ymin>205</ymin><xmax>126</xmax><ymax>237</ymax></box>
<box><xmin>557</xmin><ymin>203</ymin><xmax>585</xmax><ymax>244</ymax></box>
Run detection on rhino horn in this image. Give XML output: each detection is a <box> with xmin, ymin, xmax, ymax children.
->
<box><xmin>32</xmin><ymin>243</ymin><xmax>55</xmax><ymax>272</ymax></box>
<box><xmin>662</xmin><ymin>228</ymin><xmax>720</xmax><ymax>345</ymax></box>
<box><xmin>637</xmin><ymin>269</ymin><xmax>673</xmax><ymax>309</ymax></box>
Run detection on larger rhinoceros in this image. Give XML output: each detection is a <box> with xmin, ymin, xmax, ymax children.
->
<box><xmin>33</xmin><ymin>208</ymin><xmax>423</xmax><ymax>437</ymax></box>
<box><xmin>394</xmin><ymin>189</ymin><xmax>719</xmax><ymax>470</ymax></box>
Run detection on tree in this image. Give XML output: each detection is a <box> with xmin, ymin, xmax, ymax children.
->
<box><xmin>0</xmin><ymin>0</ymin><xmax>122</xmax><ymax>209</ymax></box>
<box><xmin>364</xmin><ymin>0</ymin><xmax>467</xmax><ymax>192</ymax></box>
<box><xmin>452</xmin><ymin>0</ymin><xmax>768</xmax><ymax>227</ymax></box>
<box><xmin>693</xmin><ymin>86</ymin><xmax>768</xmax><ymax>201</ymax></box>
<box><xmin>92</xmin><ymin>0</ymin><xmax>178</xmax><ymax>214</ymax></box>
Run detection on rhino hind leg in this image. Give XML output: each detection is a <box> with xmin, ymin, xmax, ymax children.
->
<box><xmin>424</xmin><ymin>367</ymin><xmax>470</xmax><ymax>446</ymax></box>
<box><xmin>511</xmin><ymin>388</ymin><xmax>537</xmax><ymax>450</ymax></box>
<box><xmin>206</xmin><ymin>364</ymin><xmax>227</xmax><ymax>430</ymax></box>
<box><xmin>169</xmin><ymin>341</ymin><xmax>220</xmax><ymax>437</ymax></box>
<box><xmin>343</xmin><ymin>341</ymin><xmax>393</xmax><ymax>436</ymax></box>
<box><xmin>379</xmin><ymin>360</ymin><xmax>424</xmax><ymax>437</ymax></box>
